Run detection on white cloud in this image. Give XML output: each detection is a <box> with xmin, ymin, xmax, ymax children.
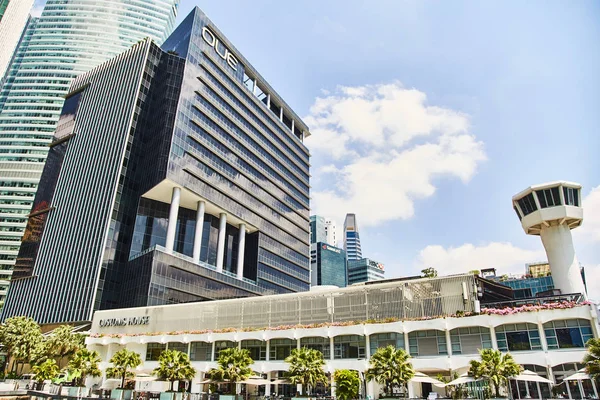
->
<box><xmin>575</xmin><ymin>185</ymin><xmax>600</xmax><ymax>244</ymax></box>
<box><xmin>305</xmin><ymin>81</ymin><xmax>485</xmax><ymax>227</ymax></box>
<box><xmin>415</xmin><ymin>242</ymin><xmax>545</xmax><ymax>276</ymax></box>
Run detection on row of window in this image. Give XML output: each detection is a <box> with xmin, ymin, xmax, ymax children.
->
<box><xmin>140</xmin><ymin>319</ymin><xmax>594</xmax><ymax>361</ymax></box>
<box><xmin>517</xmin><ymin>186</ymin><xmax>580</xmax><ymax>217</ymax></box>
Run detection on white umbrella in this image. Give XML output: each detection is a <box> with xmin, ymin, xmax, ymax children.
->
<box><xmin>135</xmin><ymin>374</ymin><xmax>158</xmax><ymax>382</ymax></box>
<box><xmin>564</xmin><ymin>371</ymin><xmax>592</xmax><ymax>381</ymax></box>
<box><xmin>513</xmin><ymin>370</ymin><xmax>554</xmax><ymax>384</ymax></box>
<box><xmin>410</xmin><ymin>372</ymin><xmax>446</xmax><ymax>387</ymax></box>
<box><xmin>100</xmin><ymin>379</ymin><xmax>121</xmax><ymax>390</ymax></box>
<box><xmin>446</xmin><ymin>373</ymin><xmax>480</xmax><ymax>386</ymax></box>
<box><xmin>271</xmin><ymin>379</ymin><xmax>290</xmax><ymax>385</ymax></box>
<box><xmin>241</xmin><ymin>378</ymin><xmax>271</xmax><ymax>385</ymax></box>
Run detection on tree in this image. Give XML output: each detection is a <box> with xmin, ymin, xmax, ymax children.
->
<box><xmin>285</xmin><ymin>347</ymin><xmax>328</xmax><ymax>396</ymax></box>
<box><xmin>208</xmin><ymin>347</ymin><xmax>253</xmax><ymax>395</ymax></box>
<box><xmin>365</xmin><ymin>346</ymin><xmax>414</xmax><ymax>397</ymax></box>
<box><xmin>46</xmin><ymin>325</ymin><xmax>84</xmax><ymax>368</ymax></box>
<box><xmin>67</xmin><ymin>348</ymin><xmax>102</xmax><ymax>387</ymax></box>
<box><xmin>334</xmin><ymin>369</ymin><xmax>360</xmax><ymax>400</ymax></box>
<box><xmin>583</xmin><ymin>338</ymin><xmax>600</xmax><ymax>379</ymax></box>
<box><xmin>0</xmin><ymin>316</ymin><xmax>45</xmax><ymax>374</ymax></box>
<box><xmin>153</xmin><ymin>350</ymin><xmax>196</xmax><ymax>392</ymax></box>
<box><xmin>106</xmin><ymin>349</ymin><xmax>142</xmax><ymax>389</ymax></box>
<box><xmin>469</xmin><ymin>349</ymin><xmax>521</xmax><ymax>398</ymax></box>
<box><xmin>31</xmin><ymin>359</ymin><xmax>60</xmax><ymax>390</ymax></box>
<box><xmin>421</xmin><ymin>268</ymin><xmax>438</xmax><ymax>278</ymax></box>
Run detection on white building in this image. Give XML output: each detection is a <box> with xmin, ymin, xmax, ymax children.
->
<box><xmin>0</xmin><ymin>0</ymin><xmax>34</xmax><ymax>81</ymax></box>
<box><xmin>325</xmin><ymin>218</ymin><xmax>337</xmax><ymax>247</ymax></box>
<box><xmin>87</xmin><ymin>274</ymin><xmax>598</xmax><ymax>399</ymax></box>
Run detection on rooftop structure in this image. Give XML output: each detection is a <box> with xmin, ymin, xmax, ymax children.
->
<box><xmin>513</xmin><ymin>181</ymin><xmax>586</xmax><ymax>298</ymax></box>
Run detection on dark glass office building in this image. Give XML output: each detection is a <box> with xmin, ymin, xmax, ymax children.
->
<box><xmin>310</xmin><ymin>242</ymin><xmax>347</xmax><ymax>287</ymax></box>
<box><xmin>2</xmin><ymin>7</ymin><xmax>311</xmax><ymax>324</ymax></box>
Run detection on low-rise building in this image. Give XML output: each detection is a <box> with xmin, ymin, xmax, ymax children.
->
<box><xmin>347</xmin><ymin>258</ymin><xmax>385</xmax><ymax>285</ymax></box>
<box><xmin>86</xmin><ymin>274</ymin><xmax>598</xmax><ymax>399</ymax></box>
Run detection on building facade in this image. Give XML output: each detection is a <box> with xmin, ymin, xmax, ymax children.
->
<box><xmin>0</xmin><ymin>0</ymin><xmax>179</xmax><ymax>306</ymax></box>
<box><xmin>86</xmin><ymin>275</ymin><xmax>599</xmax><ymax>399</ymax></box>
<box><xmin>324</xmin><ymin>218</ymin><xmax>337</xmax><ymax>247</ymax></box>
<box><xmin>309</xmin><ymin>215</ymin><xmax>327</xmax><ymax>245</ymax></box>
<box><xmin>310</xmin><ymin>242</ymin><xmax>347</xmax><ymax>287</ymax></box>
<box><xmin>2</xmin><ymin>7</ymin><xmax>311</xmax><ymax>324</ymax></box>
<box><xmin>347</xmin><ymin>258</ymin><xmax>385</xmax><ymax>285</ymax></box>
<box><xmin>0</xmin><ymin>0</ymin><xmax>34</xmax><ymax>80</ymax></box>
<box><xmin>343</xmin><ymin>213</ymin><xmax>362</xmax><ymax>261</ymax></box>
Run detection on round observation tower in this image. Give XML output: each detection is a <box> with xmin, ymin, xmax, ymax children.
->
<box><xmin>512</xmin><ymin>181</ymin><xmax>586</xmax><ymax>298</ymax></box>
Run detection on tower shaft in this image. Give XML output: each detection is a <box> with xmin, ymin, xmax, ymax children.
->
<box><xmin>540</xmin><ymin>223</ymin><xmax>587</xmax><ymax>298</ymax></box>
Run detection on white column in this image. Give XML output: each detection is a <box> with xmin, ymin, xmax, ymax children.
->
<box><xmin>192</xmin><ymin>201</ymin><xmax>205</xmax><ymax>263</ymax></box>
<box><xmin>216</xmin><ymin>213</ymin><xmax>227</xmax><ymax>272</ymax></box>
<box><xmin>265</xmin><ymin>371</ymin><xmax>271</xmax><ymax>396</ymax></box>
<box><xmin>592</xmin><ymin>377</ymin><xmax>598</xmax><ymax>399</ymax></box>
<box><xmin>329</xmin><ymin>337</ymin><xmax>335</xmax><ymax>360</ymax></box>
<box><xmin>165</xmin><ymin>187</ymin><xmax>181</xmax><ymax>253</ymax></box>
<box><xmin>445</xmin><ymin>329</ymin><xmax>452</xmax><ymax>356</ymax></box>
<box><xmin>237</xmin><ymin>224</ymin><xmax>246</xmax><ymax>280</ymax></box>
<box><xmin>537</xmin><ymin>322</ymin><xmax>548</xmax><ymax>351</ymax></box>
<box><xmin>490</xmin><ymin>326</ymin><xmax>498</xmax><ymax>349</ymax></box>
<box><xmin>330</xmin><ymin>374</ymin><xmax>336</xmax><ymax>397</ymax></box>
<box><xmin>365</xmin><ymin>334</ymin><xmax>371</xmax><ymax>358</ymax></box>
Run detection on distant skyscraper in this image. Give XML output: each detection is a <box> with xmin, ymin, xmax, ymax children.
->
<box><xmin>310</xmin><ymin>242</ymin><xmax>347</xmax><ymax>287</ymax></box>
<box><xmin>0</xmin><ymin>0</ymin><xmax>179</xmax><ymax>304</ymax></box>
<box><xmin>347</xmin><ymin>258</ymin><xmax>385</xmax><ymax>285</ymax></box>
<box><xmin>310</xmin><ymin>215</ymin><xmax>327</xmax><ymax>244</ymax></box>
<box><xmin>0</xmin><ymin>0</ymin><xmax>34</xmax><ymax>79</ymax></box>
<box><xmin>344</xmin><ymin>213</ymin><xmax>362</xmax><ymax>261</ymax></box>
<box><xmin>324</xmin><ymin>218</ymin><xmax>337</xmax><ymax>247</ymax></box>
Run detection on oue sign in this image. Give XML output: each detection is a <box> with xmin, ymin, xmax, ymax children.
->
<box><xmin>202</xmin><ymin>27</ymin><xmax>239</xmax><ymax>71</ymax></box>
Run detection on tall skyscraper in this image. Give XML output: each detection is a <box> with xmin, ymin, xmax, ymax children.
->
<box><xmin>2</xmin><ymin>7</ymin><xmax>311</xmax><ymax>324</ymax></box>
<box><xmin>310</xmin><ymin>242</ymin><xmax>347</xmax><ymax>287</ymax></box>
<box><xmin>310</xmin><ymin>215</ymin><xmax>327</xmax><ymax>244</ymax></box>
<box><xmin>0</xmin><ymin>0</ymin><xmax>34</xmax><ymax>80</ymax></box>
<box><xmin>324</xmin><ymin>218</ymin><xmax>337</xmax><ymax>247</ymax></box>
<box><xmin>343</xmin><ymin>213</ymin><xmax>362</xmax><ymax>261</ymax></box>
<box><xmin>0</xmin><ymin>0</ymin><xmax>179</xmax><ymax>304</ymax></box>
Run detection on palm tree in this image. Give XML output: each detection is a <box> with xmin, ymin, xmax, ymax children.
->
<box><xmin>106</xmin><ymin>349</ymin><xmax>142</xmax><ymax>389</ymax></box>
<box><xmin>46</xmin><ymin>325</ymin><xmax>84</xmax><ymax>368</ymax></box>
<box><xmin>365</xmin><ymin>346</ymin><xmax>414</xmax><ymax>397</ymax></box>
<box><xmin>469</xmin><ymin>348</ymin><xmax>521</xmax><ymax>398</ymax></box>
<box><xmin>584</xmin><ymin>338</ymin><xmax>600</xmax><ymax>379</ymax></box>
<box><xmin>208</xmin><ymin>347</ymin><xmax>253</xmax><ymax>395</ymax></box>
<box><xmin>31</xmin><ymin>359</ymin><xmax>60</xmax><ymax>390</ymax></box>
<box><xmin>333</xmin><ymin>369</ymin><xmax>360</xmax><ymax>400</ymax></box>
<box><xmin>153</xmin><ymin>350</ymin><xmax>196</xmax><ymax>392</ymax></box>
<box><xmin>285</xmin><ymin>347</ymin><xmax>328</xmax><ymax>396</ymax></box>
<box><xmin>67</xmin><ymin>348</ymin><xmax>102</xmax><ymax>387</ymax></box>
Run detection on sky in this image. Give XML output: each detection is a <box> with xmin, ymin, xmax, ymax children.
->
<box><xmin>34</xmin><ymin>1</ymin><xmax>600</xmax><ymax>297</ymax></box>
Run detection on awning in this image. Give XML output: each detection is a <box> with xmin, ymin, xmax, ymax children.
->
<box><xmin>564</xmin><ymin>370</ymin><xmax>592</xmax><ymax>381</ymax></box>
<box><xmin>446</xmin><ymin>373</ymin><xmax>480</xmax><ymax>386</ymax></box>
<box><xmin>512</xmin><ymin>370</ymin><xmax>554</xmax><ymax>384</ymax></box>
<box><xmin>410</xmin><ymin>372</ymin><xmax>445</xmax><ymax>387</ymax></box>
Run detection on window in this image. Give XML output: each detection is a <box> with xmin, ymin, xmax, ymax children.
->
<box><xmin>369</xmin><ymin>333</ymin><xmax>405</xmax><ymax>356</ymax></box>
<box><xmin>241</xmin><ymin>340</ymin><xmax>267</xmax><ymax>361</ymax></box>
<box><xmin>563</xmin><ymin>187</ymin><xmax>579</xmax><ymax>207</ymax></box>
<box><xmin>214</xmin><ymin>341</ymin><xmax>237</xmax><ymax>360</ymax></box>
<box><xmin>544</xmin><ymin>319</ymin><xmax>593</xmax><ymax>349</ymax></box>
<box><xmin>269</xmin><ymin>339</ymin><xmax>297</xmax><ymax>360</ymax></box>
<box><xmin>514</xmin><ymin>206</ymin><xmax>522</xmax><ymax>221</ymax></box>
<box><xmin>167</xmin><ymin>342</ymin><xmax>189</xmax><ymax>354</ymax></box>
<box><xmin>243</xmin><ymin>72</ymin><xmax>255</xmax><ymax>93</ymax></box>
<box><xmin>146</xmin><ymin>343</ymin><xmax>166</xmax><ymax>361</ymax></box>
<box><xmin>536</xmin><ymin>187</ymin><xmax>561</xmax><ymax>208</ymax></box>
<box><xmin>300</xmin><ymin>337</ymin><xmax>330</xmax><ymax>359</ymax></box>
<box><xmin>408</xmin><ymin>330</ymin><xmax>447</xmax><ymax>356</ymax></box>
<box><xmin>334</xmin><ymin>335</ymin><xmax>366</xmax><ymax>359</ymax></box>
<box><xmin>496</xmin><ymin>323</ymin><xmax>541</xmax><ymax>352</ymax></box>
<box><xmin>450</xmin><ymin>327</ymin><xmax>493</xmax><ymax>355</ymax></box>
<box><xmin>190</xmin><ymin>341</ymin><xmax>212</xmax><ymax>361</ymax></box>
<box><xmin>517</xmin><ymin>193</ymin><xmax>538</xmax><ymax>216</ymax></box>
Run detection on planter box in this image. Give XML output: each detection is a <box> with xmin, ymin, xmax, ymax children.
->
<box><xmin>112</xmin><ymin>388</ymin><xmax>134</xmax><ymax>400</ymax></box>
<box><xmin>219</xmin><ymin>395</ymin><xmax>242</xmax><ymax>400</ymax></box>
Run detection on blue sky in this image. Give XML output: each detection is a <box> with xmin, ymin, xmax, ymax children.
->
<box><xmin>34</xmin><ymin>1</ymin><xmax>600</xmax><ymax>296</ymax></box>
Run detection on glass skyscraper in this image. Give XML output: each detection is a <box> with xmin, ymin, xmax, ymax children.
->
<box><xmin>310</xmin><ymin>215</ymin><xmax>327</xmax><ymax>244</ymax></box>
<box><xmin>347</xmin><ymin>258</ymin><xmax>385</xmax><ymax>285</ymax></box>
<box><xmin>343</xmin><ymin>213</ymin><xmax>362</xmax><ymax>261</ymax></box>
<box><xmin>310</xmin><ymin>242</ymin><xmax>347</xmax><ymax>287</ymax></box>
<box><xmin>0</xmin><ymin>0</ymin><xmax>179</xmax><ymax>305</ymax></box>
<box><xmin>0</xmin><ymin>0</ymin><xmax>34</xmax><ymax>80</ymax></box>
<box><xmin>2</xmin><ymin>7</ymin><xmax>311</xmax><ymax>324</ymax></box>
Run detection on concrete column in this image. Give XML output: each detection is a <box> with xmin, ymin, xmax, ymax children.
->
<box><xmin>537</xmin><ymin>321</ymin><xmax>548</xmax><ymax>351</ymax></box>
<box><xmin>216</xmin><ymin>213</ymin><xmax>227</xmax><ymax>273</ymax></box>
<box><xmin>445</xmin><ymin>329</ymin><xmax>452</xmax><ymax>356</ymax></box>
<box><xmin>165</xmin><ymin>187</ymin><xmax>181</xmax><ymax>253</ymax></box>
<box><xmin>365</xmin><ymin>334</ymin><xmax>371</xmax><ymax>358</ymax></box>
<box><xmin>330</xmin><ymin>374</ymin><xmax>336</xmax><ymax>397</ymax></box>
<box><xmin>592</xmin><ymin>377</ymin><xmax>598</xmax><ymax>399</ymax></box>
<box><xmin>237</xmin><ymin>224</ymin><xmax>246</xmax><ymax>280</ymax></box>
<box><xmin>490</xmin><ymin>326</ymin><xmax>498</xmax><ymax>349</ymax></box>
<box><xmin>265</xmin><ymin>371</ymin><xmax>271</xmax><ymax>396</ymax></box>
<box><xmin>329</xmin><ymin>336</ymin><xmax>335</xmax><ymax>360</ymax></box>
<box><xmin>192</xmin><ymin>201</ymin><xmax>205</xmax><ymax>263</ymax></box>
